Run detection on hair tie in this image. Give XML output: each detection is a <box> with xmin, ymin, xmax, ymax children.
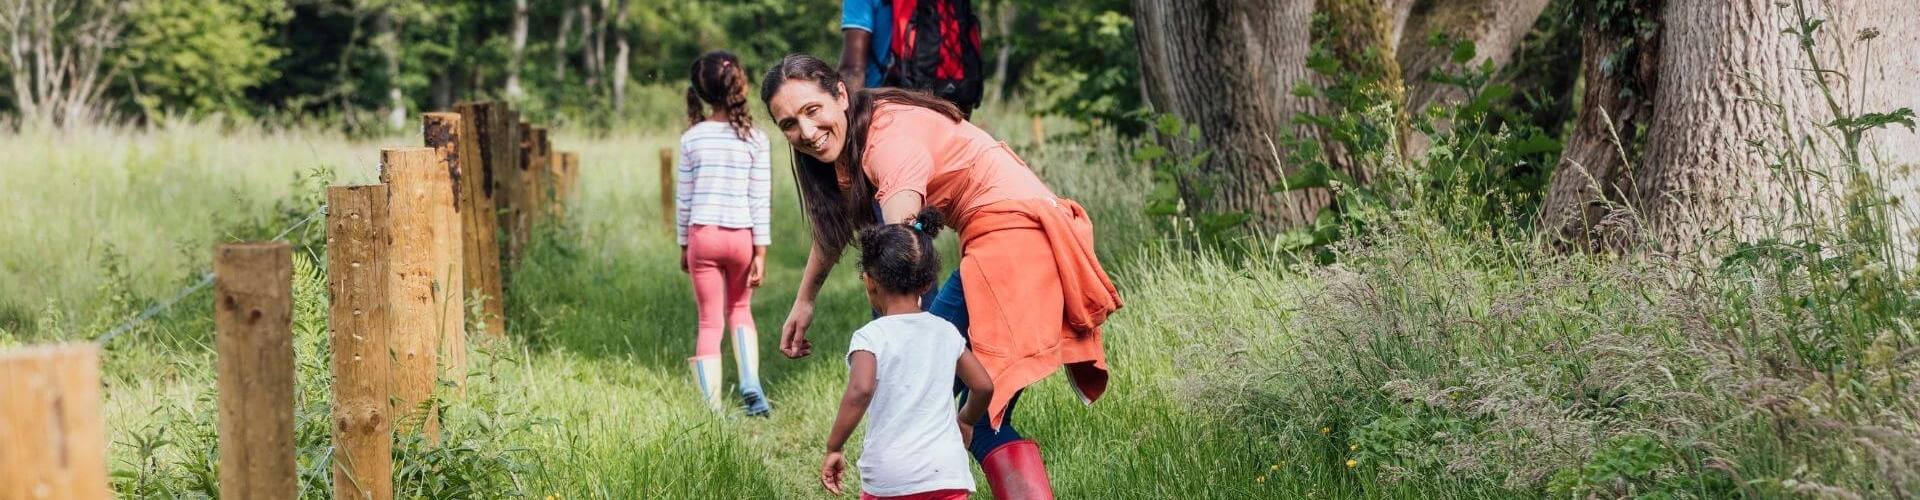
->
<box><xmin>911</xmin><ymin>221</ymin><xmax>924</xmax><ymax>233</ymax></box>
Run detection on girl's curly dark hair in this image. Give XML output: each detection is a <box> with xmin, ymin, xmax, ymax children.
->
<box><xmin>687</xmin><ymin>50</ymin><xmax>754</xmax><ymax>141</ymax></box>
<box><xmin>857</xmin><ymin>206</ymin><xmax>946</xmax><ymax>294</ymax></box>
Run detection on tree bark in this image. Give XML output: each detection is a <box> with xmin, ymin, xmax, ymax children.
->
<box><xmin>579</xmin><ymin>1</ymin><xmax>598</xmax><ymax>90</ymax></box>
<box><xmin>1537</xmin><ymin>0</ymin><xmax>1661</xmax><ymax>252</ymax></box>
<box><xmin>1396</xmin><ymin>0</ymin><xmax>1551</xmax><ymax>114</ymax></box>
<box><xmin>985</xmin><ymin>1</ymin><xmax>1016</xmax><ymax>106</ymax></box>
<box><xmin>0</xmin><ymin>0</ymin><xmax>123</xmax><ymax>128</ymax></box>
<box><xmin>507</xmin><ymin>0</ymin><xmax>528</xmax><ymax>100</ymax></box>
<box><xmin>1134</xmin><ymin>0</ymin><xmax>1327</xmax><ymax>226</ymax></box>
<box><xmin>1319</xmin><ymin>0</ymin><xmax>1411</xmax><ymax>179</ymax></box>
<box><xmin>1632</xmin><ymin>0</ymin><xmax>1835</xmax><ymax>255</ymax></box>
<box><xmin>611</xmin><ymin>0</ymin><xmax>630</xmax><ymax>110</ymax></box>
<box><xmin>554</xmin><ymin>6</ymin><xmax>575</xmax><ymax>82</ymax></box>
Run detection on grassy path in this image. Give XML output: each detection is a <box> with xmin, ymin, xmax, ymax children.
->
<box><xmin>45</xmin><ymin>125</ymin><xmax>1308</xmax><ymax>498</ymax></box>
<box><xmin>488</xmin><ymin>133</ymin><xmax>1285</xmax><ymax>497</ymax></box>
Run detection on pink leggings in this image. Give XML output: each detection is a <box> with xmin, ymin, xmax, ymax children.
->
<box><xmin>686</xmin><ymin>225</ymin><xmax>754</xmax><ymax>357</ymax></box>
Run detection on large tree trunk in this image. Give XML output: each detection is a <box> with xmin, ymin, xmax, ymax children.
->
<box><xmin>1624</xmin><ymin>0</ymin><xmax>1920</xmax><ymax>257</ymax></box>
<box><xmin>1134</xmin><ymin>0</ymin><xmax>1327</xmax><ymax>226</ymax></box>
<box><xmin>1633</xmin><ymin>0</ymin><xmax>1831</xmax><ymax>255</ymax></box>
<box><xmin>1320</xmin><ymin>0</ymin><xmax>1411</xmax><ymax>179</ymax></box>
<box><xmin>1133</xmin><ymin>0</ymin><xmax>1547</xmax><ymax>229</ymax></box>
<box><xmin>506</xmin><ymin>0</ymin><xmax>528</xmax><ymax>100</ymax></box>
<box><xmin>1396</xmin><ymin>0</ymin><xmax>1552</xmax><ymax>113</ymax></box>
<box><xmin>611</xmin><ymin>0</ymin><xmax>630</xmax><ymax>110</ymax></box>
<box><xmin>1537</xmin><ymin>0</ymin><xmax>1662</xmax><ymax>251</ymax></box>
<box><xmin>1393</xmin><ymin>0</ymin><xmax>1551</xmax><ymax>159</ymax></box>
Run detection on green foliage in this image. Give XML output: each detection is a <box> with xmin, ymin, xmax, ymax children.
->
<box><xmin>120</xmin><ymin>0</ymin><xmax>289</xmax><ymax>118</ymax></box>
<box><xmin>1133</xmin><ymin>113</ymin><xmax>1248</xmax><ymax>250</ymax></box>
<box><xmin>1006</xmin><ymin>0</ymin><xmax>1142</xmax><ymax>129</ymax></box>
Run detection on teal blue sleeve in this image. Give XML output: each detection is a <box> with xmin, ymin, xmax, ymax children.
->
<box><xmin>842</xmin><ymin>0</ymin><xmax>878</xmax><ymax>32</ymax></box>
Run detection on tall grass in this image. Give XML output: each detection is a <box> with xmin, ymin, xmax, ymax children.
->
<box><xmin>1158</xmin><ymin>7</ymin><xmax>1920</xmax><ymax>498</ymax></box>
<box><xmin>2</xmin><ymin>98</ymin><xmax>1290</xmax><ymax>497</ymax></box>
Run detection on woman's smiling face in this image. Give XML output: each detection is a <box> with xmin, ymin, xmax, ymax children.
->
<box><xmin>768</xmin><ymin>79</ymin><xmax>851</xmax><ymax>164</ymax></box>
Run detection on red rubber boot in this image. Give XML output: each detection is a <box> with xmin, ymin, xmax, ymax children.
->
<box><xmin>979</xmin><ymin>439</ymin><xmax>1056</xmax><ymax>500</ymax></box>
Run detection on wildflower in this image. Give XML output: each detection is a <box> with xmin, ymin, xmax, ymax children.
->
<box><xmin>1270</xmin><ymin>463</ymin><xmax>1281</xmax><ymax>471</ymax></box>
<box><xmin>1346</xmin><ymin>459</ymin><xmax>1358</xmax><ymax>468</ymax></box>
<box><xmin>1349</xmin><ymin>443</ymin><xmax>1358</xmax><ymax>451</ymax></box>
<box><xmin>1319</xmin><ymin>427</ymin><xmax>1330</xmax><ymax>435</ymax></box>
<box><xmin>1256</xmin><ymin>475</ymin><xmax>1267</xmax><ymax>484</ymax></box>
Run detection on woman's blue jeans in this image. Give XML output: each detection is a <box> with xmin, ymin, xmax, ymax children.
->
<box><xmin>925</xmin><ymin>270</ymin><xmax>1026</xmax><ymax>461</ymax></box>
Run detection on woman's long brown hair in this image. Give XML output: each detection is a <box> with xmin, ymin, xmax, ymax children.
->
<box><xmin>760</xmin><ymin>54</ymin><xmax>964</xmax><ymax>259</ymax></box>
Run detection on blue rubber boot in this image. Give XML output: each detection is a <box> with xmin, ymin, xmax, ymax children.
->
<box><xmin>732</xmin><ymin>326</ymin><xmax>772</xmax><ymax>417</ymax></box>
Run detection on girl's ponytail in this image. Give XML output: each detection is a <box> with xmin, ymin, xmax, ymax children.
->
<box><xmin>686</xmin><ymin>83</ymin><xmax>706</xmax><ymax>127</ymax></box>
<box><xmin>687</xmin><ymin>51</ymin><xmax>755</xmax><ymax>141</ymax></box>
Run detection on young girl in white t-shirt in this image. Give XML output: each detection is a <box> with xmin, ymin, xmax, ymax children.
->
<box><xmin>819</xmin><ymin>208</ymin><xmax>994</xmax><ymax>500</ymax></box>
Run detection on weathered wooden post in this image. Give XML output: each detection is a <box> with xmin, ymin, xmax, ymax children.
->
<box><xmin>659</xmin><ymin>147</ymin><xmax>674</xmax><ymax>229</ymax></box>
<box><xmin>326</xmin><ymin>185</ymin><xmax>393</xmax><ymax>500</ymax></box>
<box><xmin>215</xmin><ymin>242</ymin><xmax>295</xmax><ymax>500</ymax></box>
<box><xmin>529</xmin><ymin>127</ymin><xmax>551</xmax><ymax>225</ymax></box>
<box><xmin>560</xmin><ymin>151</ymin><xmax>579</xmax><ymax>208</ymax></box>
<box><xmin>0</xmin><ymin>343</ymin><xmax>110</xmax><ymax>500</ymax></box>
<box><xmin>380</xmin><ymin>147</ymin><xmax>446</xmax><ymax>441</ymax></box>
<box><xmin>509</xmin><ymin>121</ymin><xmax>535</xmax><ymax>258</ymax></box>
<box><xmin>456</xmin><ymin>102</ymin><xmax>508</xmax><ymax>341</ymax></box>
<box><xmin>422</xmin><ymin>113</ymin><xmax>468</xmax><ymax>390</ymax></box>
<box><xmin>1031</xmin><ymin>115</ymin><xmax>1046</xmax><ymax>148</ymax></box>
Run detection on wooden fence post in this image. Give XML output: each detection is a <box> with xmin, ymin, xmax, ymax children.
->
<box><xmin>510</xmin><ymin>121</ymin><xmax>535</xmax><ymax>258</ymax></box>
<box><xmin>1031</xmin><ymin>115</ymin><xmax>1046</xmax><ymax>148</ymax></box>
<box><xmin>422</xmin><ymin>113</ymin><xmax>468</xmax><ymax>390</ymax></box>
<box><xmin>659</xmin><ymin>147</ymin><xmax>674</xmax><ymax>229</ymax></box>
<box><xmin>560</xmin><ymin>151</ymin><xmax>579</xmax><ymax>207</ymax></box>
<box><xmin>0</xmin><ymin>343</ymin><xmax>109</xmax><ymax>500</ymax></box>
<box><xmin>380</xmin><ymin>147</ymin><xmax>446</xmax><ymax>441</ymax></box>
<box><xmin>456</xmin><ymin>102</ymin><xmax>508</xmax><ymax>341</ymax></box>
<box><xmin>215</xmin><ymin>242</ymin><xmax>295</xmax><ymax>500</ymax></box>
<box><xmin>529</xmin><ymin>127</ymin><xmax>550</xmax><ymax>225</ymax></box>
<box><xmin>326</xmin><ymin>185</ymin><xmax>393</xmax><ymax>500</ymax></box>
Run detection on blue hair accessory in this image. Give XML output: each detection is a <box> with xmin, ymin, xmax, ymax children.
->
<box><xmin>911</xmin><ymin>221</ymin><xmax>924</xmax><ymax>232</ymax></box>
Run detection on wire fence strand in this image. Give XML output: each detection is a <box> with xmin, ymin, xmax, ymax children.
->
<box><xmin>92</xmin><ymin>205</ymin><xmax>328</xmax><ymax>345</ymax></box>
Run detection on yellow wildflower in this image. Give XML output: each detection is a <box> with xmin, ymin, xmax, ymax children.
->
<box><xmin>1256</xmin><ymin>475</ymin><xmax>1267</xmax><ymax>483</ymax></box>
<box><xmin>1346</xmin><ymin>459</ymin><xmax>1358</xmax><ymax>468</ymax></box>
<box><xmin>1270</xmin><ymin>463</ymin><xmax>1281</xmax><ymax>471</ymax></box>
<box><xmin>1319</xmin><ymin>427</ymin><xmax>1331</xmax><ymax>435</ymax></box>
<box><xmin>1349</xmin><ymin>443</ymin><xmax>1358</xmax><ymax>451</ymax></box>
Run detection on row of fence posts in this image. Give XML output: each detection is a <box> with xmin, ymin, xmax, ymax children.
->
<box><xmin>0</xmin><ymin>101</ymin><xmax>580</xmax><ymax>500</ymax></box>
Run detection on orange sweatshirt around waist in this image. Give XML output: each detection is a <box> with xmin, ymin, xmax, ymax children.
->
<box><xmin>958</xmin><ymin>198</ymin><xmax>1121</xmax><ymax>428</ymax></box>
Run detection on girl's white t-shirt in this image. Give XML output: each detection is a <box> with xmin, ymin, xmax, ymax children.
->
<box><xmin>846</xmin><ymin>312</ymin><xmax>976</xmax><ymax>496</ymax></box>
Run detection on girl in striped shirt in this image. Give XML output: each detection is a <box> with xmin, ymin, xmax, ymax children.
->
<box><xmin>679</xmin><ymin>50</ymin><xmax>773</xmax><ymax>416</ymax></box>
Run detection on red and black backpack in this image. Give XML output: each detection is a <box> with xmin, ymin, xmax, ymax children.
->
<box><xmin>883</xmin><ymin>0</ymin><xmax>984</xmax><ymax>114</ymax></box>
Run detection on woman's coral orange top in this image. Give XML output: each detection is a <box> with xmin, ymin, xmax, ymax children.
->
<box><xmin>860</xmin><ymin>102</ymin><xmax>1121</xmax><ymax>428</ymax></box>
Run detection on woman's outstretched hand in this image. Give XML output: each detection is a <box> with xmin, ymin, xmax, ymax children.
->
<box><xmin>781</xmin><ymin>301</ymin><xmax>815</xmax><ymax>358</ymax></box>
